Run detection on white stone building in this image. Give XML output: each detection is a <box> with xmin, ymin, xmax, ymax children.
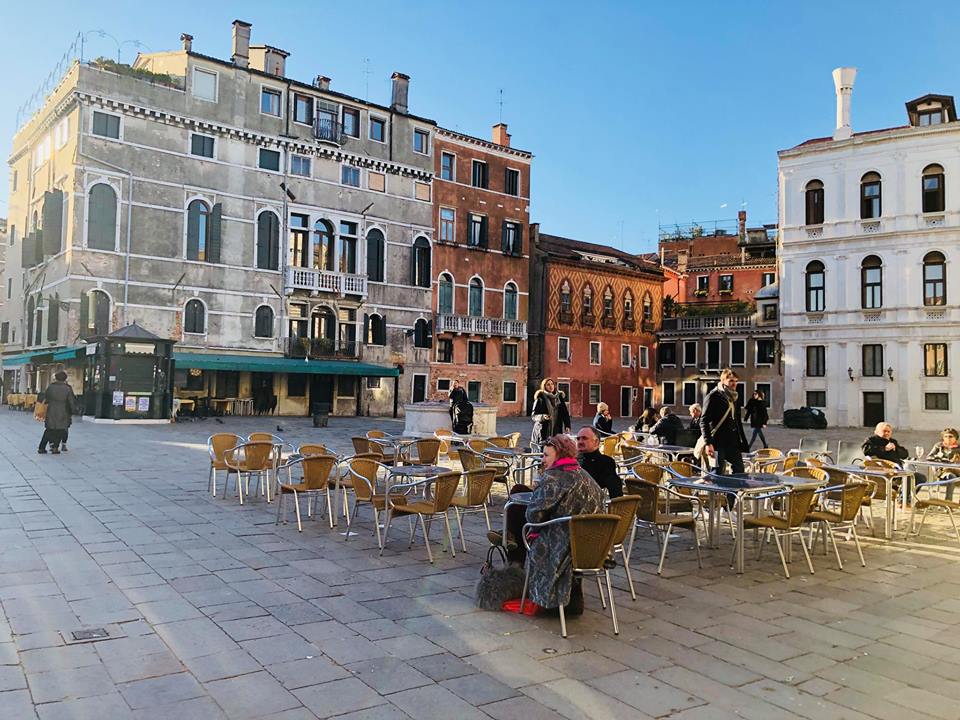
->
<box><xmin>779</xmin><ymin>67</ymin><xmax>959</xmax><ymax>430</ymax></box>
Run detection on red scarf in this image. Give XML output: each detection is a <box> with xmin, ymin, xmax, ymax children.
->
<box><xmin>551</xmin><ymin>457</ymin><xmax>579</xmax><ymax>471</ymax></box>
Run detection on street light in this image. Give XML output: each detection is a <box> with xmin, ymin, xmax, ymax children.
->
<box><xmin>847</xmin><ymin>367</ymin><xmax>854</xmax><ymax>381</ymax></box>
<box><xmin>887</xmin><ymin>367</ymin><xmax>894</xmax><ymax>381</ymax></box>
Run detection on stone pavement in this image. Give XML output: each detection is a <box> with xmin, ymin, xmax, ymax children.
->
<box><xmin>0</xmin><ymin>411</ymin><xmax>959</xmax><ymax>719</ymax></box>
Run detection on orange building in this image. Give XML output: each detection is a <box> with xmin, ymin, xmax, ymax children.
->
<box><xmin>429</xmin><ymin>124</ymin><xmax>532</xmax><ymax>414</ymax></box>
<box><xmin>528</xmin><ymin>226</ymin><xmax>663</xmax><ymax>420</ymax></box>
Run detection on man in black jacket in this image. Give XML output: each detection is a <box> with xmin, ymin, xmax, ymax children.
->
<box><xmin>862</xmin><ymin>422</ymin><xmax>909</xmax><ymax>464</ymax></box>
<box><xmin>743</xmin><ymin>390</ymin><xmax>770</xmax><ymax>450</ymax></box>
<box><xmin>700</xmin><ymin>368</ymin><xmax>749</xmax><ymax>475</ymax></box>
<box><xmin>576</xmin><ymin>427</ymin><xmax>622</xmax><ymax>498</ymax></box>
<box><xmin>650</xmin><ymin>407</ymin><xmax>683</xmax><ymax>445</ymax></box>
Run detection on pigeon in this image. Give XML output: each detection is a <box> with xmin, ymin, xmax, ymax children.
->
<box><xmin>215</xmin><ymin>418</ymin><xmax>224</xmax><ymax>424</ymax></box>
<box><xmin>276</xmin><ymin>425</ymin><xmax>285</xmax><ymax>433</ymax></box>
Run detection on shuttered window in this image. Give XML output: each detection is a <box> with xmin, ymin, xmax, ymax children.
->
<box><xmin>87</xmin><ymin>184</ymin><xmax>117</xmax><ymax>250</ymax></box>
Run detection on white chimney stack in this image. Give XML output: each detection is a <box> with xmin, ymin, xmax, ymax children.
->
<box><xmin>832</xmin><ymin>67</ymin><xmax>857</xmax><ymax>141</ymax></box>
<box><xmin>232</xmin><ymin>20</ymin><xmax>251</xmax><ymax>68</ymax></box>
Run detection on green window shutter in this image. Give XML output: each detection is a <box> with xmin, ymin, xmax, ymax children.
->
<box><xmin>88</xmin><ymin>185</ymin><xmax>117</xmax><ymax>250</ymax></box>
<box><xmin>501</xmin><ymin>221</ymin><xmax>509</xmax><ymax>253</ymax></box>
<box><xmin>207</xmin><ymin>203</ymin><xmax>222</xmax><ymax>263</ymax></box>
<box><xmin>515</xmin><ymin>223</ymin><xmax>523</xmax><ymax>255</ymax></box>
<box><xmin>480</xmin><ymin>216</ymin><xmax>488</xmax><ymax>248</ymax></box>
<box><xmin>268</xmin><ymin>214</ymin><xmax>279</xmax><ymax>270</ymax></box>
<box><xmin>79</xmin><ymin>292</ymin><xmax>89</xmax><ymax>338</ymax></box>
<box><xmin>363</xmin><ymin>314</ymin><xmax>370</xmax><ymax>344</ymax></box>
<box><xmin>47</xmin><ymin>297</ymin><xmax>60</xmax><ymax>342</ymax></box>
<box><xmin>186</xmin><ymin>203</ymin><xmax>201</xmax><ymax>260</ymax></box>
<box><xmin>42</xmin><ymin>190</ymin><xmax>64</xmax><ymax>255</ymax></box>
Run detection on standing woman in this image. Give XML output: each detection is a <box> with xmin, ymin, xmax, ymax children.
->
<box><xmin>530</xmin><ymin>378</ymin><xmax>560</xmax><ymax>451</ymax></box>
<box><xmin>743</xmin><ymin>390</ymin><xmax>769</xmax><ymax>450</ymax></box>
<box><xmin>556</xmin><ymin>391</ymin><xmax>572</xmax><ymax>435</ymax></box>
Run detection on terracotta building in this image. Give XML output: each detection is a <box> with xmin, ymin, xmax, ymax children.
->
<box><xmin>528</xmin><ymin>226</ymin><xmax>663</xmax><ymax>421</ymax></box>
<box><xmin>429</xmin><ymin>124</ymin><xmax>532</xmax><ymax>414</ymax></box>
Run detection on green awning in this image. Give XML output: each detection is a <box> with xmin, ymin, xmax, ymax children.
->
<box><xmin>3</xmin><ymin>348</ymin><xmax>58</xmax><ymax>366</ymax></box>
<box><xmin>173</xmin><ymin>352</ymin><xmax>399</xmax><ymax>377</ymax></box>
<box><xmin>51</xmin><ymin>345</ymin><xmax>85</xmax><ymax>362</ymax></box>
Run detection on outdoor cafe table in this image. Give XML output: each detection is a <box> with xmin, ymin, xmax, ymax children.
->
<box><xmin>483</xmin><ymin>446</ymin><xmax>543</xmax><ymax>485</ymax></box>
<box><xmin>822</xmin><ymin>463</ymin><xmax>910</xmax><ymax>539</ymax></box>
<box><xmin>666</xmin><ymin>472</ymin><xmax>823</xmax><ymax>574</ymax></box>
<box><xmin>384</xmin><ymin>463</ymin><xmax>448</xmax><ymax>494</ymax></box>
<box><xmin>641</xmin><ymin>445</ymin><xmax>696</xmax><ymax>462</ymax></box>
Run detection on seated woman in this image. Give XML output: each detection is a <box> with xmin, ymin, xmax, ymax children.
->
<box><xmin>524</xmin><ymin>435</ymin><xmax>604</xmax><ymax>615</ymax></box>
<box><xmin>926</xmin><ymin>427</ymin><xmax>960</xmax><ymax>501</ymax></box>
<box><xmin>862</xmin><ymin>422</ymin><xmax>909</xmax><ymax>465</ymax></box>
<box><xmin>592</xmin><ymin>402</ymin><xmax>614</xmax><ymax>436</ymax></box>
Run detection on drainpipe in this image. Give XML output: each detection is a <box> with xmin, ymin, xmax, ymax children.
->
<box><xmin>278</xmin><ymin>79</ymin><xmax>292</xmax><ymax>357</ymax></box>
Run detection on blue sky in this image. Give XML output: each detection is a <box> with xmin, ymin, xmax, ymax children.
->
<box><xmin>2</xmin><ymin>1</ymin><xmax>959</xmax><ymax>253</ymax></box>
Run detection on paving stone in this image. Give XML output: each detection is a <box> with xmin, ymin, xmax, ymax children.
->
<box><xmin>131</xmin><ymin>696</ymin><xmax>228</xmax><ymax>720</ymax></box>
<box><xmin>267</xmin><ymin>655</ymin><xmax>349</xmax><ymax>690</ymax></box>
<box><xmin>389</xmin><ymin>683</ymin><xmax>492</xmax><ymax>720</ymax></box>
<box><xmin>408</xmin><ymin>652</ymin><xmax>476</xmax><ymax>681</ymax></box>
<box><xmin>35</xmin><ymin>691</ymin><xmax>135</xmax><ymax>720</ymax></box>
<box><xmin>480</xmin><ymin>696</ymin><xmax>566</xmax><ymax>720</ymax></box>
<box><xmin>27</xmin><ymin>665</ymin><xmax>116</xmax><ymax>704</ymax></box>
<box><xmin>347</xmin><ymin>656</ymin><xmax>433</xmax><ymax>694</ymax></box>
<box><xmin>205</xmin><ymin>670</ymin><xmax>302</xmax><ymax>719</ymax></box>
<box><xmin>522</xmin><ymin>678</ymin><xmax>657</xmax><ymax>720</ymax></box>
<box><xmin>441</xmin><ymin>672</ymin><xmax>519</xmax><ymax>705</ymax></box>
<box><xmin>179</xmin><ymin>649</ymin><xmax>262</xmax><ymax>683</ymax></box>
<box><xmin>0</xmin><ymin>689</ymin><xmax>38</xmax><ymax>720</ymax></box>
<box><xmin>118</xmin><ymin>672</ymin><xmax>206</xmax><ymax>709</ymax></box>
<box><xmin>293</xmin><ymin>676</ymin><xmax>383</xmax><ymax>718</ymax></box>
<box><xmin>0</xmin><ymin>665</ymin><xmax>27</xmax><ymax>691</ymax></box>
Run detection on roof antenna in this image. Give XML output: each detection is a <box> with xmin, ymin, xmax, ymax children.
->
<box><xmin>498</xmin><ymin>89</ymin><xmax>503</xmax><ymax>124</ymax></box>
<box><xmin>363</xmin><ymin>58</ymin><xmax>371</xmax><ymax>100</ymax></box>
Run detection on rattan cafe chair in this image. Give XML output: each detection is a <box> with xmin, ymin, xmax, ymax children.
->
<box><xmin>805</xmin><ymin>479</ymin><xmax>870</xmax><ymax>569</ymax></box>
<box><xmin>343</xmin><ymin>458</ymin><xmax>403</xmax><ymax>547</ymax></box>
<box><xmin>606</xmin><ymin>495</ymin><xmax>642</xmax><ymax>600</ymax></box>
<box><xmin>381</xmin><ymin>471</ymin><xmax>461</xmax><ymax>563</ymax></box>
<box><xmin>450</xmin><ymin>469</ymin><xmax>496</xmax><ymax>551</ymax></box>
<box><xmin>910</xmin><ymin>477</ymin><xmax>960</xmax><ymax>548</ymax></box>
<box><xmin>737</xmin><ymin>484</ymin><xmax>819</xmax><ymax>578</ymax></box>
<box><xmin>275</xmin><ymin>455</ymin><xmax>337</xmax><ymax>532</ymax></box>
<box><xmin>487</xmin><ymin>436</ymin><xmax>512</xmax><ymax>449</ymax></box>
<box><xmin>408</xmin><ymin>438</ymin><xmax>441</xmax><ymax>465</ymax></box>
<box><xmin>248</xmin><ymin>432</ymin><xmax>284</xmax><ymax>445</ymax></box>
<box><xmin>298</xmin><ymin>443</ymin><xmax>330</xmax><ymax>457</ymax></box>
<box><xmin>625</xmin><ymin>477</ymin><xmax>702</xmax><ymax>575</ymax></box>
<box><xmin>207</xmin><ymin>433</ymin><xmax>242</xmax><ymax>497</ymax></box>
<box><xmin>223</xmin><ymin>441</ymin><xmax>276</xmax><ymax>504</ymax></box>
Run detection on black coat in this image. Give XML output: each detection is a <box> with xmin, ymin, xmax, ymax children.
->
<box><xmin>862</xmin><ymin>435</ymin><xmax>909</xmax><ymax>465</ymax></box>
<box><xmin>700</xmin><ymin>387</ymin><xmax>747</xmax><ymax>451</ymax></box>
<box><xmin>743</xmin><ymin>398</ymin><xmax>769</xmax><ymax>429</ymax></box>
<box><xmin>556</xmin><ymin>399</ymin><xmax>571</xmax><ymax>434</ymax></box>
<box><xmin>687</xmin><ymin>417</ymin><xmax>702</xmax><ymax>440</ymax></box>
<box><xmin>41</xmin><ymin>381</ymin><xmax>76</xmax><ymax>431</ymax></box>
<box><xmin>448</xmin><ymin>387</ymin><xmax>468</xmax><ymax>419</ymax></box>
<box><xmin>593</xmin><ymin>413</ymin><xmax>613</xmax><ymax>435</ymax></box>
<box><xmin>578</xmin><ymin>450</ymin><xmax>622</xmax><ymax>498</ymax></box>
<box><xmin>650</xmin><ymin>414</ymin><xmax>683</xmax><ymax>445</ymax></box>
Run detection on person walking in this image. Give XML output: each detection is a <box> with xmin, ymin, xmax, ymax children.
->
<box><xmin>37</xmin><ymin>371</ymin><xmax>76</xmax><ymax>455</ymax></box>
<box><xmin>700</xmin><ymin>368</ymin><xmax>748</xmax><ymax>474</ymax></box>
<box><xmin>448</xmin><ymin>380</ymin><xmax>468</xmax><ymax>422</ymax></box>
<box><xmin>743</xmin><ymin>390</ymin><xmax>769</xmax><ymax>450</ymax></box>
<box><xmin>530</xmin><ymin>378</ymin><xmax>560</xmax><ymax>451</ymax></box>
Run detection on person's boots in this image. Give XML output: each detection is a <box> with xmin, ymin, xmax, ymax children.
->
<box><xmin>565</xmin><ymin>578</ymin><xmax>584</xmax><ymax>616</ymax></box>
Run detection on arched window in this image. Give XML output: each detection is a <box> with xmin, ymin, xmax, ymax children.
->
<box><xmin>254</xmin><ymin>305</ymin><xmax>274</xmax><ymax>338</ymax></box>
<box><xmin>47</xmin><ymin>296</ymin><xmax>59</xmax><ymax>343</ymax></box>
<box><xmin>87</xmin><ymin>184</ymin><xmax>117</xmax><ymax>250</ymax></box>
<box><xmin>805</xmin><ymin>261</ymin><xmax>825</xmax><ymax>312</ymax></box>
<box><xmin>805</xmin><ymin>179</ymin><xmax>824</xmax><ymax>225</ymax></box>
<box><xmin>923</xmin><ymin>251</ymin><xmax>947</xmax><ymax>306</ymax></box>
<box><xmin>860</xmin><ymin>172</ymin><xmax>882</xmax><ymax>219</ymax></box>
<box><xmin>602</xmin><ymin>286</ymin><xmax>614</xmax><ymax>319</ymax></box>
<box><xmin>186</xmin><ymin>200</ymin><xmax>210</xmax><ymax>261</ymax></box>
<box><xmin>338</xmin><ymin>221</ymin><xmax>358</xmax><ymax>274</ymax></box>
<box><xmin>413</xmin><ymin>318</ymin><xmax>432</xmax><ymax>348</ymax></box>
<box><xmin>79</xmin><ymin>289</ymin><xmax>111</xmax><ymax>337</ymax></box>
<box><xmin>26</xmin><ymin>297</ymin><xmax>35</xmax><ymax>346</ymax></box>
<box><xmin>468</xmin><ymin>277</ymin><xmax>484</xmax><ymax>317</ymax></box>
<box><xmin>559</xmin><ymin>280</ymin><xmax>572</xmax><ymax>315</ymax></box>
<box><xmin>366</xmin><ymin>229</ymin><xmax>385</xmax><ymax>282</ymax></box>
<box><xmin>624</xmin><ymin>290</ymin><xmax>634</xmax><ymax>320</ymax></box>
<box><xmin>860</xmin><ymin>255</ymin><xmax>882</xmax><ymax>309</ymax></box>
<box><xmin>438</xmin><ymin>273</ymin><xmax>454</xmax><ymax>314</ymax></box>
<box><xmin>922</xmin><ymin>164</ymin><xmax>945</xmax><ymax>213</ymax></box>
<box><xmin>412</xmin><ymin>237</ymin><xmax>431</xmax><ymax>288</ymax></box>
<box><xmin>582</xmin><ymin>284</ymin><xmax>593</xmax><ymax>318</ymax></box>
<box><xmin>256</xmin><ymin>212</ymin><xmax>280</xmax><ymax>270</ymax></box>
<box><xmin>184</xmin><ymin>299</ymin><xmax>205</xmax><ymax>334</ymax></box>
<box><xmin>642</xmin><ymin>292</ymin><xmax>653</xmax><ymax>321</ymax></box>
<box><xmin>503</xmin><ymin>282</ymin><xmax>518</xmax><ymax>320</ymax></box>
<box><xmin>365</xmin><ymin>313</ymin><xmax>386</xmax><ymax>346</ymax></box>
<box><xmin>313</xmin><ymin>219</ymin><xmax>335</xmax><ymax>271</ymax></box>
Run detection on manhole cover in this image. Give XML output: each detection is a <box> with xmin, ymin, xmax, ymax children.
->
<box><xmin>70</xmin><ymin>628</ymin><xmax>110</xmax><ymax>642</ymax></box>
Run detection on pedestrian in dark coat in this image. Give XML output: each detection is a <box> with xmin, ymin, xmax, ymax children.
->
<box><xmin>634</xmin><ymin>406</ymin><xmax>658</xmax><ymax>433</ymax></box>
<box><xmin>556</xmin><ymin>391</ymin><xmax>571</xmax><ymax>435</ymax></box>
<box><xmin>448</xmin><ymin>380</ymin><xmax>468</xmax><ymax>421</ymax></box>
<box><xmin>575</xmin><ymin>426</ymin><xmax>622</xmax><ymax>498</ymax></box>
<box><xmin>699</xmin><ymin>369</ymin><xmax>748</xmax><ymax>475</ymax></box>
<box><xmin>530</xmin><ymin>378</ymin><xmax>560</xmax><ymax>451</ymax></box>
<box><xmin>743</xmin><ymin>390</ymin><xmax>770</xmax><ymax>450</ymax></box>
<box><xmin>687</xmin><ymin>403</ymin><xmax>703</xmax><ymax>441</ymax></box>
<box><xmin>38</xmin><ymin>371</ymin><xmax>76</xmax><ymax>455</ymax></box>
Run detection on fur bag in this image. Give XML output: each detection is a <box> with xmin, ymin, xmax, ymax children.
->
<box><xmin>475</xmin><ymin>545</ymin><xmax>526</xmax><ymax>610</ymax></box>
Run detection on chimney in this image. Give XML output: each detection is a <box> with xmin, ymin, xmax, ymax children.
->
<box><xmin>492</xmin><ymin>123</ymin><xmax>511</xmax><ymax>147</ymax></box>
<box><xmin>249</xmin><ymin>45</ymin><xmax>289</xmax><ymax>77</ymax></box>
<box><xmin>832</xmin><ymin>66</ymin><xmax>857</xmax><ymax>141</ymax></box>
<box><xmin>391</xmin><ymin>72</ymin><xmax>409</xmax><ymax>114</ymax></box>
<box><xmin>737</xmin><ymin>210</ymin><xmax>747</xmax><ymax>239</ymax></box>
<box><xmin>180</xmin><ymin>33</ymin><xmax>193</xmax><ymax>52</ymax></box>
<box><xmin>232</xmin><ymin>20</ymin><xmax>251</xmax><ymax>68</ymax></box>
<box><xmin>313</xmin><ymin>75</ymin><xmax>330</xmax><ymax>91</ymax></box>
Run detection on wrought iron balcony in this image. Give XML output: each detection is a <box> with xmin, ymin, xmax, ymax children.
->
<box><xmin>286</xmin><ymin>266</ymin><xmax>367</xmax><ymax>297</ymax></box>
<box><xmin>435</xmin><ymin>314</ymin><xmax>527</xmax><ymax>339</ymax></box>
<box><xmin>283</xmin><ymin>337</ymin><xmax>360</xmax><ymax>359</ymax></box>
<box><xmin>313</xmin><ymin>117</ymin><xmax>347</xmax><ymax>145</ymax></box>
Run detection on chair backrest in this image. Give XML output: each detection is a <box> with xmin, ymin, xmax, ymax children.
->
<box><xmin>468</xmin><ymin>439</ymin><xmax>494</xmax><ymax>452</ymax></box>
<box><xmin>428</xmin><ymin>472</ymin><xmax>462</xmax><ymax>512</ymax></box>
<box><xmin>753</xmin><ymin>448</ymin><xmax>784</xmax><ymax>461</ymax></box>
<box><xmin>458</xmin><ymin>447</ymin><xmax>484</xmax><ymax>472</ymax></box>
<box><xmin>607</xmin><ymin>495</ymin><xmax>642</xmax><ymax>546</ymax></box>
<box><xmin>434</xmin><ymin>428</ymin><xmax>453</xmax><ymax>437</ymax></box>
<box><xmin>367</xmin><ymin>430</ymin><xmax>387</xmax><ymax>439</ymax></box>
<box><xmin>785</xmin><ymin>466</ymin><xmax>828</xmax><ymax>483</ymax></box>
<box><xmin>229</xmin><ymin>441</ymin><xmax>275</xmax><ymax>471</ymax></box>
<box><xmin>488</xmin><ymin>436</ymin><xmax>511</xmax><ymax>448</ymax></box>
<box><xmin>619</xmin><ymin>442</ymin><xmax>645</xmax><ymax>462</ymax></box>
<box><xmin>864</xmin><ymin>457</ymin><xmax>900</xmax><ymax>471</ymax></box>
<box><xmin>506</xmin><ymin>432</ymin><xmax>522</xmax><ymax>448</ymax></box>
<box><xmin>667</xmin><ymin>461</ymin><xmax>698</xmax><ymax>478</ymax></box>
<box><xmin>799</xmin><ymin>438</ymin><xmax>829</xmax><ymax>454</ymax></box>
<box><xmin>803</xmin><ymin>456</ymin><xmax>825</xmax><ymax>468</ymax></box>
<box><xmin>836</xmin><ymin>481</ymin><xmax>870</xmax><ymax>521</ymax></box>
<box><xmin>299</xmin><ymin>456</ymin><xmax>337</xmax><ymax>491</ymax></box>
<box><xmin>569</xmin><ymin>514</ymin><xmax>620</xmax><ymax>570</ymax></box>
<box><xmin>760</xmin><ymin>461</ymin><xmax>783</xmax><ymax>474</ymax></box>
<box><xmin>249</xmin><ymin>432</ymin><xmax>283</xmax><ymax>445</ymax></box>
<box><xmin>346</xmin><ymin>458</ymin><xmax>382</xmax><ymax>501</ymax></box>
<box><xmin>783</xmin><ymin>455</ymin><xmax>799</xmax><ymax>471</ymax></box>
<box><xmin>209</xmin><ymin>434</ymin><xmax>242</xmax><ymax>466</ymax></box>
<box><xmin>786</xmin><ymin>486</ymin><xmax>819</xmax><ymax>527</ymax></box>
<box><xmin>414</xmin><ymin>438</ymin><xmax>441</xmax><ymax>465</ymax></box>
<box><xmin>601</xmin><ymin>436</ymin><xmax>620</xmax><ymax>457</ymax></box>
<box><xmin>351</xmin><ymin>437</ymin><xmax>371</xmax><ymax>454</ymax></box>
<box><xmin>836</xmin><ymin>440</ymin><xmax>864</xmax><ymax>466</ymax></box>
<box><xmin>630</xmin><ymin>463</ymin><xmax>663</xmax><ymax>484</ymax></box>
<box><xmin>299</xmin><ymin>443</ymin><xmax>329</xmax><ymax>457</ymax></box>
<box><xmin>463</xmin><ymin>470</ymin><xmax>495</xmax><ymax>505</ymax></box>
<box><xmin>624</xmin><ymin>479</ymin><xmax>659</xmax><ymax>522</ymax></box>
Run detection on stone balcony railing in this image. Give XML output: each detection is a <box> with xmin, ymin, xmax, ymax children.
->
<box><xmin>286</xmin><ymin>266</ymin><xmax>368</xmax><ymax>297</ymax></box>
<box><xmin>435</xmin><ymin>313</ymin><xmax>527</xmax><ymax>339</ymax></box>
<box><xmin>660</xmin><ymin>314</ymin><xmax>756</xmax><ymax>334</ymax></box>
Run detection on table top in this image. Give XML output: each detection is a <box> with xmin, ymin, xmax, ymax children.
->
<box><xmin>668</xmin><ymin>472</ymin><xmax>807</xmax><ymax>494</ymax></box>
<box><xmin>643</xmin><ymin>444</ymin><xmax>696</xmax><ymax>453</ymax></box>
<box><xmin>824</xmin><ymin>463</ymin><xmax>907</xmax><ymax>477</ymax></box>
<box><xmin>388</xmin><ymin>464</ymin><xmax>448</xmax><ymax>478</ymax></box>
<box><xmin>906</xmin><ymin>458</ymin><xmax>960</xmax><ymax>470</ymax></box>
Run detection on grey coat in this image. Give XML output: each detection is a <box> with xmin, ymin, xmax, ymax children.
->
<box><xmin>42</xmin><ymin>381</ymin><xmax>76</xmax><ymax>430</ymax></box>
<box><xmin>525</xmin><ymin>462</ymin><xmax>605</xmax><ymax>608</ymax></box>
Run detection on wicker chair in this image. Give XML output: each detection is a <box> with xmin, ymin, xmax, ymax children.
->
<box><xmin>468</xmin><ymin>439</ymin><xmax>495</xmax><ymax>453</ymax></box>
<box><xmin>606</xmin><ymin>495</ymin><xmax>642</xmax><ymax>600</ymax></box>
<box><xmin>434</xmin><ymin>429</ymin><xmax>455</xmax><ymax>461</ymax></box>
<box><xmin>450</xmin><ymin>469</ymin><xmax>496</xmax><ymax>551</ymax></box>
<box><xmin>407</xmin><ymin>438</ymin><xmax>441</xmax><ymax>465</ymax></box>
<box><xmin>784</xmin><ymin>466</ymin><xmax>829</xmax><ymax>483</ymax></box>
<box><xmin>249</xmin><ymin>432</ymin><xmax>284</xmax><ymax>445</ymax></box>
<box><xmin>910</xmin><ymin>477</ymin><xmax>960</xmax><ymax>547</ymax></box>
<box><xmin>381</xmin><ymin>471</ymin><xmax>461</xmax><ymax>563</ymax></box>
<box><xmin>351</xmin><ymin>437</ymin><xmax>371</xmax><ymax>454</ymax></box>
<box><xmin>601</xmin><ymin>436</ymin><xmax>621</xmax><ymax>458</ymax></box>
<box><xmin>738</xmin><ymin>485</ymin><xmax>819</xmax><ymax>578</ymax></box>
<box><xmin>343</xmin><ymin>458</ymin><xmax>404</xmax><ymax>547</ymax></box>
<box><xmin>505</xmin><ymin>432</ymin><xmax>522</xmax><ymax>448</ymax></box>
<box><xmin>207</xmin><ymin>434</ymin><xmax>242</xmax><ymax>497</ymax></box>
<box><xmin>298</xmin><ymin>443</ymin><xmax>330</xmax><ymax>457</ymax></box>
<box><xmin>619</xmin><ymin>442</ymin><xmax>645</xmax><ymax>463</ymax></box>
<box><xmin>626</xmin><ymin>477</ymin><xmax>702</xmax><ymax>575</ymax></box>
<box><xmin>488</xmin><ymin>436</ymin><xmax>512</xmax><ymax>449</ymax></box>
<box><xmin>520</xmin><ymin>513</ymin><xmax>622</xmax><ymax>638</ymax></box>
<box><xmin>805</xmin><ymin>479</ymin><xmax>870</xmax><ymax>568</ymax></box>
<box><xmin>458</xmin><ymin>447</ymin><xmax>509</xmax><ymax>492</ymax></box>
<box><xmin>223</xmin><ymin>441</ymin><xmax>277</xmax><ymax>504</ymax></box>
<box><xmin>275</xmin><ymin>455</ymin><xmax>337</xmax><ymax>532</ymax></box>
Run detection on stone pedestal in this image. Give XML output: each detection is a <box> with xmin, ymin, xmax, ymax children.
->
<box><xmin>402</xmin><ymin>402</ymin><xmax>498</xmax><ymax>437</ymax></box>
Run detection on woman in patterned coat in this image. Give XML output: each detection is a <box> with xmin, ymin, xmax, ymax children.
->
<box><xmin>525</xmin><ymin>435</ymin><xmax>604</xmax><ymax>611</ymax></box>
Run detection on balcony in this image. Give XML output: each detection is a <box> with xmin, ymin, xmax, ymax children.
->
<box><xmin>601</xmin><ymin>315</ymin><xmax>616</xmax><ymax>330</ymax></box>
<box><xmin>286</xmin><ymin>266</ymin><xmax>367</xmax><ymax>297</ymax></box>
<box><xmin>283</xmin><ymin>337</ymin><xmax>360</xmax><ymax>359</ymax></box>
<box><xmin>622</xmin><ymin>316</ymin><xmax>636</xmax><ymax>331</ymax></box>
<box><xmin>435</xmin><ymin>314</ymin><xmax>527</xmax><ymax>339</ymax></box>
<box><xmin>660</xmin><ymin>314</ymin><xmax>755</xmax><ymax>334</ymax></box>
<box><xmin>581</xmin><ymin>312</ymin><xmax>596</xmax><ymax>327</ymax></box>
<box><xmin>313</xmin><ymin>117</ymin><xmax>347</xmax><ymax>145</ymax></box>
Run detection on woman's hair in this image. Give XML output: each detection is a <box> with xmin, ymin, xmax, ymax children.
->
<box><xmin>874</xmin><ymin>422</ymin><xmax>893</xmax><ymax>435</ymax></box>
<box><xmin>544</xmin><ymin>434</ymin><xmax>577</xmax><ymax>459</ymax></box>
<box><xmin>942</xmin><ymin>427</ymin><xmax>958</xmax><ymax>440</ymax></box>
<box><xmin>538</xmin><ymin>378</ymin><xmax>555</xmax><ymax>393</ymax></box>
<box><xmin>596</xmin><ymin>402</ymin><xmax>608</xmax><ymax>413</ymax></box>
<box><xmin>754</xmin><ymin>390</ymin><xmax>765</xmax><ymax>400</ymax></box>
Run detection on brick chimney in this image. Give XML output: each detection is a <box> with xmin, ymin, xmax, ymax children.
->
<box><xmin>832</xmin><ymin>67</ymin><xmax>857</xmax><ymax>141</ymax></box>
<box><xmin>313</xmin><ymin>76</ymin><xmax>330</xmax><ymax>91</ymax></box>
<box><xmin>737</xmin><ymin>210</ymin><xmax>747</xmax><ymax>239</ymax></box>
<box><xmin>492</xmin><ymin>123</ymin><xmax>511</xmax><ymax>147</ymax></box>
<box><xmin>180</xmin><ymin>33</ymin><xmax>193</xmax><ymax>52</ymax></box>
<box><xmin>231</xmin><ymin>20</ymin><xmax>251</xmax><ymax>68</ymax></box>
<box><xmin>391</xmin><ymin>72</ymin><xmax>409</xmax><ymax>114</ymax></box>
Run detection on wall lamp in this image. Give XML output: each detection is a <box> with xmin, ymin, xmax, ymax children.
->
<box><xmin>887</xmin><ymin>367</ymin><xmax>894</xmax><ymax>381</ymax></box>
<box><xmin>847</xmin><ymin>367</ymin><xmax>854</xmax><ymax>381</ymax></box>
